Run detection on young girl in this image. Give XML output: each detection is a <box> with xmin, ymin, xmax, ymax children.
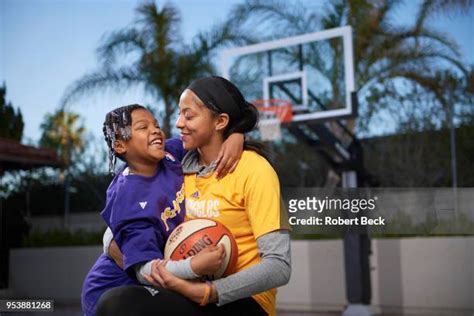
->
<box><xmin>98</xmin><ymin>77</ymin><xmax>291</xmax><ymax>316</ymax></box>
<box><xmin>81</xmin><ymin>104</ymin><xmax>243</xmax><ymax>316</ymax></box>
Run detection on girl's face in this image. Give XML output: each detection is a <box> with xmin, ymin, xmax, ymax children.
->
<box><xmin>176</xmin><ymin>89</ymin><xmax>223</xmax><ymax>151</ymax></box>
<box><xmin>115</xmin><ymin>108</ymin><xmax>166</xmax><ymax>165</ymax></box>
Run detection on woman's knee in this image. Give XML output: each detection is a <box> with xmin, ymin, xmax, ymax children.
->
<box><xmin>96</xmin><ymin>285</ymin><xmax>207</xmax><ymax>315</ymax></box>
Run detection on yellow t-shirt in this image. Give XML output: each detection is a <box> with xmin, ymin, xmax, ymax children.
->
<box><xmin>184</xmin><ymin>150</ymin><xmax>282</xmax><ymax>316</ymax></box>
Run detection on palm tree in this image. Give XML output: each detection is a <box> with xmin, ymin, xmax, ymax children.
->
<box><xmin>40</xmin><ymin>110</ymin><xmax>86</xmax><ymax>169</ymax></box>
<box><xmin>417</xmin><ymin>0</ymin><xmax>473</xmax><ymax>19</ymax></box>
<box><xmin>222</xmin><ymin>0</ymin><xmax>471</xmax><ymax>133</ymax></box>
<box><xmin>40</xmin><ymin>109</ymin><xmax>86</xmax><ymax>227</ymax></box>
<box><xmin>61</xmin><ymin>2</ymin><xmax>243</xmax><ymax>136</ymax></box>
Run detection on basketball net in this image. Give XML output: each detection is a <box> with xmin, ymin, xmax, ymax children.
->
<box><xmin>253</xmin><ymin>99</ymin><xmax>293</xmax><ymax>141</ymax></box>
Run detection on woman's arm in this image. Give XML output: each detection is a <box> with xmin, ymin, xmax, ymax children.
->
<box><xmin>213</xmin><ymin>230</ymin><xmax>291</xmax><ymax>305</ymax></box>
<box><xmin>211</xmin><ymin>154</ymin><xmax>291</xmax><ymax>304</ymax></box>
<box><xmin>148</xmin><ymin>230</ymin><xmax>291</xmax><ymax>305</ymax></box>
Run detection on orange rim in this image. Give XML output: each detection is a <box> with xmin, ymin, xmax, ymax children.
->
<box><xmin>252</xmin><ymin>99</ymin><xmax>293</xmax><ymax>122</ymax></box>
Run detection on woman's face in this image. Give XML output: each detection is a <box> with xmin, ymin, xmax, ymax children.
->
<box><xmin>176</xmin><ymin>89</ymin><xmax>220</xmax><ymax>150</ymax></box>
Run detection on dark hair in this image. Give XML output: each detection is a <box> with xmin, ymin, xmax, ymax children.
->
<box><xmin>187</xmin><ymin>76</ymin><xmax>272</xmax><ymax>162</ymax></box>
<box><xmin>102</xmin><ymin>104</ymin><xmax>146</xmax><ymax>173</ymax></box>
<box><xmin>216</xmin><ymin>78</ymin><xmax>259</xmax><ymax>138</ymax></box>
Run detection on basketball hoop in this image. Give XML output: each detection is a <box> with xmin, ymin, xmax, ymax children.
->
<box><xmin>253</xmin><ymin>99</ymin><xmax>293</xmax><ymax>141</ymax></box>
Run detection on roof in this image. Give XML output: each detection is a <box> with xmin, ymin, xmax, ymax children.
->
<box><xmin>0</xmin><ymin>138</ymin><xmax>62</xmax><ymax>173</ymax></box>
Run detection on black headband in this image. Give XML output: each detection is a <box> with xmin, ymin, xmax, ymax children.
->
<box><xmin>187</xmin><ymin>76</ymin><xmax>244</xmax><ymax>119</ymax></box>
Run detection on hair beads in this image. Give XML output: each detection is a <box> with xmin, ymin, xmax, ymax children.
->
<box><xmin>102</xmin><ymin>104</ymin><xmax>145</xmax><ymax>174</ymax></box>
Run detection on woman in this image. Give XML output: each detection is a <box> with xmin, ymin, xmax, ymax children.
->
<box><xmin>98</xmin><ymin>76</ymin><xmax>291</xmax><ymax>316</ymax></box>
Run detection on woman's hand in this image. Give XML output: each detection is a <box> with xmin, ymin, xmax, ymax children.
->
<box><xmin>144</xmin><ymin>259</ymin><xmax>179</xmax><ymax>289</ymax></box>
<box><xmin>215</xmin><ymin>133</ymin><xmax>244</xmax><ymax>179</ymax></box>
<box><xmin>146</xmin><ymin>260</ymin><xmax>202</xmax><ymax>302</ymax></box>
<box><xmin>190</xmin><ymin>245</ymin><xmax>226</xmax><ymax>276</ymax></box>
<box><xmin>146</xmin><ymin>260</ymin><xmax>219</xmax><ymax>304</ymax></box>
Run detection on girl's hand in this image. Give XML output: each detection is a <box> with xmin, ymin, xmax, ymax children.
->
<box><xmin>190</xmin><ymin>245</ymin><xmax>226</xmax><ymax>276</ymax></box>
<box><xmin>215</xmin><ymin>133</ymin><xmax>244</xmax><ymax>179</ymax></box>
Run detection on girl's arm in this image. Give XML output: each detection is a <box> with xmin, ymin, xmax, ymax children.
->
<box><xmin>103</xmin><ymin>227</ymin><xmax>226</xmax><ymax>281</ymax></box>
<box><xmin>215</xmin><ymin>133</ymin><xmax>244</xmax><ymax>179</ymax></box>
<box><xmin>148</xmin><ymin>230</ymin><xmax>291</xmax><ymax>304</ymax></box>
<box><xmin>166</xmin><ymin>134</ymin><xmax>244</xmax><ymax>179</ymax></box>
<box><xmin>135</xmin><ymin>258</ymin><xmax>197</xmax><ymax>286</ymax></box>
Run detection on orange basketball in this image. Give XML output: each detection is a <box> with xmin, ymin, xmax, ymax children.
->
<box><xmin>164</xmin><ymin>218</ymin><xmax>238</xmax><ymax>279</ymax></box>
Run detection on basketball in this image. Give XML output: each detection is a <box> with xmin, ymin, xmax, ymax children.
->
<box><xmin>164</xmin><ymin>218</ymin><xmax>238</xmax><ymax>279</ymax></box>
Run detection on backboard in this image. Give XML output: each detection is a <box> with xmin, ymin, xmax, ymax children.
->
<box><xmin>220</xmin><ymin>26</ymin><xmax>356</xmax><ymax>123</ymax></box>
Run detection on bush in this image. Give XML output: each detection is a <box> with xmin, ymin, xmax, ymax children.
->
<box><xmin>22</xmin><ymin>228</ymin><xmax>105</xmax><ymax>247</ymax></box>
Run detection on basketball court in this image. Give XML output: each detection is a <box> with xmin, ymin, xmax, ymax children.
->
<box><xmin>221</xmin><ymin>26</ymin><xmax>373</xmax><ymax>316</ymax></box>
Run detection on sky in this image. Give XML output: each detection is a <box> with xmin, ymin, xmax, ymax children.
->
<box><xmin>1</xmin><ymin>0</ymin><xmax>473</xmax><ymax>144</ymax></box>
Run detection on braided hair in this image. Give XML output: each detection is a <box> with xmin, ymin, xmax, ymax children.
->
<box><xmin>103</xmin><ymin>104</ymin><xmax>146</xmax><ymax>174</ymax></box>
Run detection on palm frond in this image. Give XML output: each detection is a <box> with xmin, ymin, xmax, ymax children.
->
<box><xmin>374</xmin><ymin>27</ymin><xmax>461</xmax><ymax>59</ymax></box>
<box><xmin>96</xmin><ymin>28</ymin><xmax>146</xmax><ymax>66</ymax></box>
<box><xmin>352</xmin><ymin>0</ymin><xmax>401</xmax><ymax>60</ymax></box>
<box><xmin>417</xmin><ymin>0</ymin><xmax>473</xmax><ymax>28</ymax></box>
<box><xmin>228</xmin><ymin>0</ymin><xmax>321</xmax><ymax>39</ymax></box>
<box><xmin>136</xmin><ymin>2</ymin><xmax>182</xmax><ymax>50</ymax></box>
<box><xmin>358</xmin><ymin>24</ymin><xmax>465</xmax><ymax>86</ymax></box>
<box><xmin>195</xmin><ymin>18</ymin><xmax>259</xmax><ymax>55</ymax></box>
<box><xmin>60</xmin><ymin>67</ymin><xmax>143</xmax><ymax>108</ymax></box>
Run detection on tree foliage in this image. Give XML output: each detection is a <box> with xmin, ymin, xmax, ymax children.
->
<box><xmin>61</xmin><ymin>2</ymin><xmax>244</xmax><ymax>136</ymax></box>
<box><xmin>0</xmin><ymin>83</ymin><xmax>24</xmax><ymax>141</ymax></box>
<box><xmin>39</xmin><ymin>110</ymin><xmax>86</xmax><ymax>169</ymax></box>
<box><xmin>222</xmin><ymin>0</ymin><xmax>473</xmax><ymax>133</ymax></box>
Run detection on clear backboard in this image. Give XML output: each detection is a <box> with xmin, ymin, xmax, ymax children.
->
<box><xmin>220</xmin><ymin>26</ymin><xmax>356</xmax><ymax>123</ymax></box>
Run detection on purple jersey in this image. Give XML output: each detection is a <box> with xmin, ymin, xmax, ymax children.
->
<box><xmin>81</xmin><ymin>138</ymin><xmax>186</xmax><ymax>316</ymax></box>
